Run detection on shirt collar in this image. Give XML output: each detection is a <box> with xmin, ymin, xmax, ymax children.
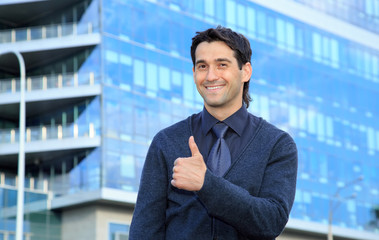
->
<box><xmin>201</xmin><ymin>107</ymin><xmax>219</xmax><ymax>135</ymax></box>
<box><xmin>201</xmin><ymin>106</ymin><xmax>248</xmax><ymax>137</ymax></box>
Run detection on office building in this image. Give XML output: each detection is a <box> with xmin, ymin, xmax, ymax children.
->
<box><xmin>0</xmin><ymin>0</ymin><xmax>378</xmax><ymax>239</ymax></box>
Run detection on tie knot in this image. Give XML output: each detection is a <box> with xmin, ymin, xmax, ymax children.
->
<box><xmin>212</xmin><ymin>122</ymin><xmax>228</xmax><ymax>139</ymax></box>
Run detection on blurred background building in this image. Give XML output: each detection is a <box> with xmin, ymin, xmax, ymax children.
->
<box><xmin>0</xmin><ymin>0</ymin><xmax>378</xmax><ymax>239</ymax></box>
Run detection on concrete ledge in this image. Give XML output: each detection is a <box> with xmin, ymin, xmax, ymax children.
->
<box><xmin>0</xmin><ymin>136</ymin><xmax>101</xmax><ymax>155</ymax></box>
<box><xmin>50</xmin><ymin>188</ymin><xmax>138</xmax><ymax>209</ymax></box>
<box><xmin>0</xmin><ymin>33</ymin><xmax>101</xmax><ymax>53</ymax></box>
<box><xmin>0</xmin><ymin>84</ymin><xmax>101</xmax><ymax>105</ymax></box>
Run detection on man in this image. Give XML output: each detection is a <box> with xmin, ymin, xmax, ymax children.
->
<box><xmin>129</xmin><ymin>26</ymin><xmax>298</xmax><ymax>240</ymax></box>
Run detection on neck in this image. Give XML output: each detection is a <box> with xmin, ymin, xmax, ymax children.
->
<box><xmin>205</xmin><ymin>103</ymin><xmax>243</xmax><ymax>121</ymax></box>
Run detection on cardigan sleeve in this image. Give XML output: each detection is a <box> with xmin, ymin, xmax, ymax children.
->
<box><xmin>196</xmin><ymin>132</ymin><xmax>298</xmax><ymax>239</ymax></box>
<box><xmin>129</xmin><ymin>135</ymin><xmax>168</xmax><ymax>240</ymax></box>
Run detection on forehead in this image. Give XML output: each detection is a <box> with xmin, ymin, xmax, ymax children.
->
<box><xmin>195</xmin><ymin>41</ymin><xmax>236</xmax><ymax>61</ymax></box>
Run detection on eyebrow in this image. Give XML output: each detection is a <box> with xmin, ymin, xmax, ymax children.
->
<box><xmin>195</xmin><ymin>59</ymin><xmax>206</xmax><ymax>65</ymax></box>
<box><xmin>195</xmin><ymin>58</ymin><xmax>232</xmax><ymax>65</ymax></box>
<box><xmin>215</xmin><ymin>58</ymin><xmax>232</xmax><ymax>63</ymax></box>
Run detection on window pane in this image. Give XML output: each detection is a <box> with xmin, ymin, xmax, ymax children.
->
<box><xmin>247</xmin><ymin>7</ymin><xmax>256</xmax><ymax>36</ymax></box>
<box><xmin>286</xmin><ymin>22</ymin><xmax>295</xmax><ymax>49</ymax></box>
<box><xmin>226</xmin><ymin>0</ymin><xmax>236</xmax><ymax>25</ymax></box>
<box><xmin>133</xmin><ymin>59</ymin><xmax>145</xmax><ymax>87</ymax></box>
<box><xmin>183</xmin><ymin>73</ymin><xmax>194</xmax><ymax>102</ymax></box>
<box><xmin>312</xmin><ymin>32</ymin><xmax>322</xmax><ymax>61</ymax></box>
<box><xmin>146</xmin><ymin>62</ymin><xmax>158</xmax><ymax>91</ymax></box>
<box><xmin>237</xmin><ymin>4</ymin><xmax>246</xmax><ymax>28</ymax></box>
<box><xmin>159</xmin><ymin>66</ymin><xmax>171</xmax><ymax>90</ymax></box>
<box><xmin>276</xmin><ymin>18</ymin><xmax>285</xmax><ymax>48</ymax></box>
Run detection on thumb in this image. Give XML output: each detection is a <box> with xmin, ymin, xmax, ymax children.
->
<box><xmin>189</xmin><ymin>136</ymin><xmax>201</xmax><ymax>157</ymax></box>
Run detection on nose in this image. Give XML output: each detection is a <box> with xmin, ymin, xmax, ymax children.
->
<box><xmin>206</xmin><ymin>66</ymin><xmax>219</xmax><ymax>81</ymax></box>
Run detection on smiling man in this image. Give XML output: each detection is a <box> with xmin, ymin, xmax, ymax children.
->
<box><xmin>129</xmin><ymin>26</ymin><xmax>298</xmax><ymax>240</ymax></box>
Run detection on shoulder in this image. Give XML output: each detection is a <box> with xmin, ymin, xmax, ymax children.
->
<box><xmin>146</xmin><ymin>113</ymin><xmax>200</xmax><ymax>161</ymax></box>
<box><xmin>157</xmin><ymin>117</ymin><xmax>190</xmax><ymax>138</ymax></box>
<box><xmin>151</xmin><ymin>113</ymin><xmax>199</xmax><ymax>147</ymax></box>
<box><xmin>248</xmin><ymin>113</ymin><xmax>296</xmax><ymax>148</ymax></box>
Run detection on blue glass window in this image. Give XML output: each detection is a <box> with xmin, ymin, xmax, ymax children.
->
<box><xmin>134</xmin><ymin>107</ymin><xmax>147</xmax><ymax>137</ymax></box>
<box><xmin>322</xmin><ymin>36</ymin><xmax>330</xmax><ymax>63</ymax></box>
<box><xmin>372</xmin><ymin>56</ymin><xmax>379</xmax><ymax>82</ymax></box>
<box><xmin>193</xmin><ymin>0</ymin><xmax>205</xmax><ymax>17</ymax></box>
<box><xmin>109</xmin><ymin>223</ymin><xmax>129</xmax><ymax>240</ymax></box>
<box><xmin>171</xmin><ymin>71</ymin><xmax>181</xmax><ymax>86</ymax></box>
<box><xmin>317</xmin><ymin>113</ymin><xmax>325</xmax><ymax>140</ymax></box>
<box><xmin>237</xmin><ymin>3</ymin><xmax>246</xmax><ymax>29</ymax></box>
<box><xmin>307</xmin><ymin>109</ymin><xmax>317</xmax><ymax>134</ymax></box>
<box><xmin>159</xmin><ymin>66</ymin><xmax>171</xmax><ymax>90</ymax></box>
<box><xmin>183</xmin><ymin>73</ymin><xmax>194</xmax><ymax>102</ymax></box>
<box><xmin>296</xmin><ymin>27</ymin><xmax>304</xmax><ymax>53</ymax></box>
<box><xmin>286</xmin><ymin>22</ymin><xmax>295</xmax><ymax>50</ymax></box>
<box><xmin>133</xmin><ymin>59</ymin><xmax>145</xmax><ymax>87</ymax></box>
<box><xmin>226</xmin><ymin>0</ymin><xmax>236</xmax><ymax>26</ymax></box>
<box><xmin>257</xmin><ymin>11</ymin><xmax>267</xmax><ymax>39</ymax></box>
<box><xmin>204</xmin><ymin>0</ymin><xmax>215</xmax><ymax>17</ymax></box>
<box><xmin>267</xmin><ymin>15</ymin><xmax>276</xmax><ymax>42</ymax></box>
<box><xmin>121</xmin><ymin>155</ymin><xmax>135</xmax><ymax>178</ymax></box>
<box><xmin>132</xmin><ymin>9</ymin><xmax>146</xmax><ymax>44</ymax></box>
<box><xmin>325</xmin><ymin>116</ymin><xmax>334</xmax><ymax>138</ymax></box>
<box><xmin>312</xmin><ymin>32</ymin><xmax>322</xmax><ymax>62</ymax></box>
<box><xmin>146</xmin><ymin>62</ymin><xmax>158</xmax><ymax>91</ymax></box>
<box><xmin>330</xmin><ymin>39</ymin><xmax>340</xmax><ymax>68</ymax></box>
<box><xmin>298</xmin><ymin>107</ymin><xmax>307</xmax><ymax>130</ymax></box>
<box><xmin>289</xmin><ymin>104</ymin><xmax>298</xmax><ymax>128</ymax></box>
<box><xmin>215</xmin><ymin>0</ymin><xmax>225</xmax><ymax>24</ymax></box>
<box><xmin>247</xmin><ymin>7</ymin><xmax>256</xmax><ymax>37</ymax></box>
<box><xmin>276</xmin><ymin>18</ymin><xmax>285</xmax><ymax>48</ymax></box>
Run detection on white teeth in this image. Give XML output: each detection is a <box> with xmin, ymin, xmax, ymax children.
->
<box><xmin>207</xmin><ymin>86</ymin><xmax>222</xmax><ymax>90</ymax></box>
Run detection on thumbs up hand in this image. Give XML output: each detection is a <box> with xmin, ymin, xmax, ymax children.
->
<box><xmin>171</xmin><ymin>136</ymin><xmax>207</xmax><ymax>191</ymax></box>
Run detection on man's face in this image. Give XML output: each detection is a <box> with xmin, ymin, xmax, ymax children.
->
<box><xmin>193</xmin><ymin>41</ymin><xmax>251</xmax><ymax>116</ymax></box>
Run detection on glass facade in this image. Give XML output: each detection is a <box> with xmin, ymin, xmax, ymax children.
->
<box><xmin>0</xmin><ymin>175</ymin><xmax>61</xmax><ymax>240</ymax></box>
<box><xmin>108</xmin><ymin>223</ymin><xmax>129</xmax><ymax>240</ymax></box>
<box><xmin>100</xmin><ymin>0</ymin><xmax>379</xmax><ymax>235</ymax></box>
<box><xmin>0</xmin><ymin>0</ymin><xmax>100</xmax><ymax>239</ymax></box>
<box><xmin>291</xmin><ymin>0</ymin><xmax>379</xmax><ymax>34</ymax></box>
<box><xmin>0</xmin><ymin>0</ymin><xmax>378</xmax><ymax>239</ymax></box>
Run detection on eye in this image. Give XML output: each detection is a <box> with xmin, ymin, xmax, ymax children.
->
<box><xmin>197</xmin><ymin>64</ymin><xmax>207</xmax><ymax>70</ymax></box>
<box><xmin>218</xmin><ymin>63</ymin><xmax>227</xmax><ymax>68</ymax></box>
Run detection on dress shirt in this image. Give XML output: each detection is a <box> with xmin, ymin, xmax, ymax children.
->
<box><xmin>192</xmin><ymin>105</ymin><xmax>260</xmax><ymax>166</ymax></box>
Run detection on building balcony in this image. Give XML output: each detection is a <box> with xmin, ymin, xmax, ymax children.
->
<box><xmin>0</xmin><ymin>171</ymin><xmax>50</xmax><ymax>217</ymax></box>
<box><xmin>0</xmin><ymin>122</ymin><xmax>100</xmax><ymax>155</ymax></box>
<box><xmin>0</xmin><ymin>22</ymin><xmax>100</xmax><ymax>53</ymax></box>
<box><xmin>0</xmin><ymin>71</ymin><xmax>101</xmax><ymax>104</ymax></box>
<box><xmin>0</xmin><ymin>122</ymin><xmax>101</xmax><ymax>200</ymax></box>
<box><xmin>0</xmin><ymin>173</ymin><xmax>51</xmax><ymax>240</ymax></box>
<box><xmin>0</xmin><ymin>21</ymin><xmax>97</xmax><ymax>44</ymax></box>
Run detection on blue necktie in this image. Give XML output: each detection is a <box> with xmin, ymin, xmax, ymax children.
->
<box><xmin>208</xmin><ymin>122</ymin><xmax>231</xmax><ymax>176</ymax></box>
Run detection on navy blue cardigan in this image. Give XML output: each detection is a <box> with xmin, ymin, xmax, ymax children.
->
<box><xmin>130</xmin><ymin>113</ymin><xmax>298</xmax><ymax>240</ymax></box>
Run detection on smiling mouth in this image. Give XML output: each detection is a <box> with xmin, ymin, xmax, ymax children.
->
<box><xmin>206</xmin><ymin>86</ymin><xmax>223</xmax><ymax>90</ymax></box>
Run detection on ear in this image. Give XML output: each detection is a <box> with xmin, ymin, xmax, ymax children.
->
<box><xmin>242</xmin><ymin>62</ymin><xmax>252</xmax><ymax>83</ymax></box>
<box><xmin>193</xmin><ymin>67</ymin><xmax>196</xmax><ymax>83</ymax></box>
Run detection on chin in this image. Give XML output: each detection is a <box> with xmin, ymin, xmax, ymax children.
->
<box><xmin>205</xmin><ymin>101</ymin><xmax>226</xmax><ymax>108</ymax></box>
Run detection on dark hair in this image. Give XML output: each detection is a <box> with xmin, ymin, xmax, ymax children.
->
<box><xmin>190</xmin><ymin>26</ymin><xmax>252</xmax><ymax>108</ymax></box>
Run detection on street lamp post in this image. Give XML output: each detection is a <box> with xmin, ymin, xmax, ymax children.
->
<box><xmin>0</xmin><ymin>50</ymin><xmax>26</xmax><ymax>240</ymax></box>
<box><xmin>327</xmin><ymin>176</ymin><xmax>363</xmax><ymax>240</ymax></box>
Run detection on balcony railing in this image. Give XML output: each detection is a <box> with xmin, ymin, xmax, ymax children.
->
<box><xmin>0</xmin><ymin>172</ymin><xmax>48</xmax><ymax>194</ymax></box>
<box><xmin>0</xmin><ymin>21</ymin><xmax>98</xmax><ymax>44</ymax></box>
<box><xmin>0</xmin><ymin>71</ymin><xmax>99</xmax><ymax>94</ymax></box>
<box><xmin>0</xmin><ymin>123</ymin><xmax>99</xmax><ymax>144</ymax></box>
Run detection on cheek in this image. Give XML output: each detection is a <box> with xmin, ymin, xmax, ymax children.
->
<box><xmin>194</xmin><ymin>73</ymin><xmax>204</xmax><ymax>84</ymax></box>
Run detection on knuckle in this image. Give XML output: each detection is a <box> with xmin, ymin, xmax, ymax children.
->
<box><xmin>176</xmin><ymin>158</ymin><xmax>183</xmax><ymax>165</ymax></box>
